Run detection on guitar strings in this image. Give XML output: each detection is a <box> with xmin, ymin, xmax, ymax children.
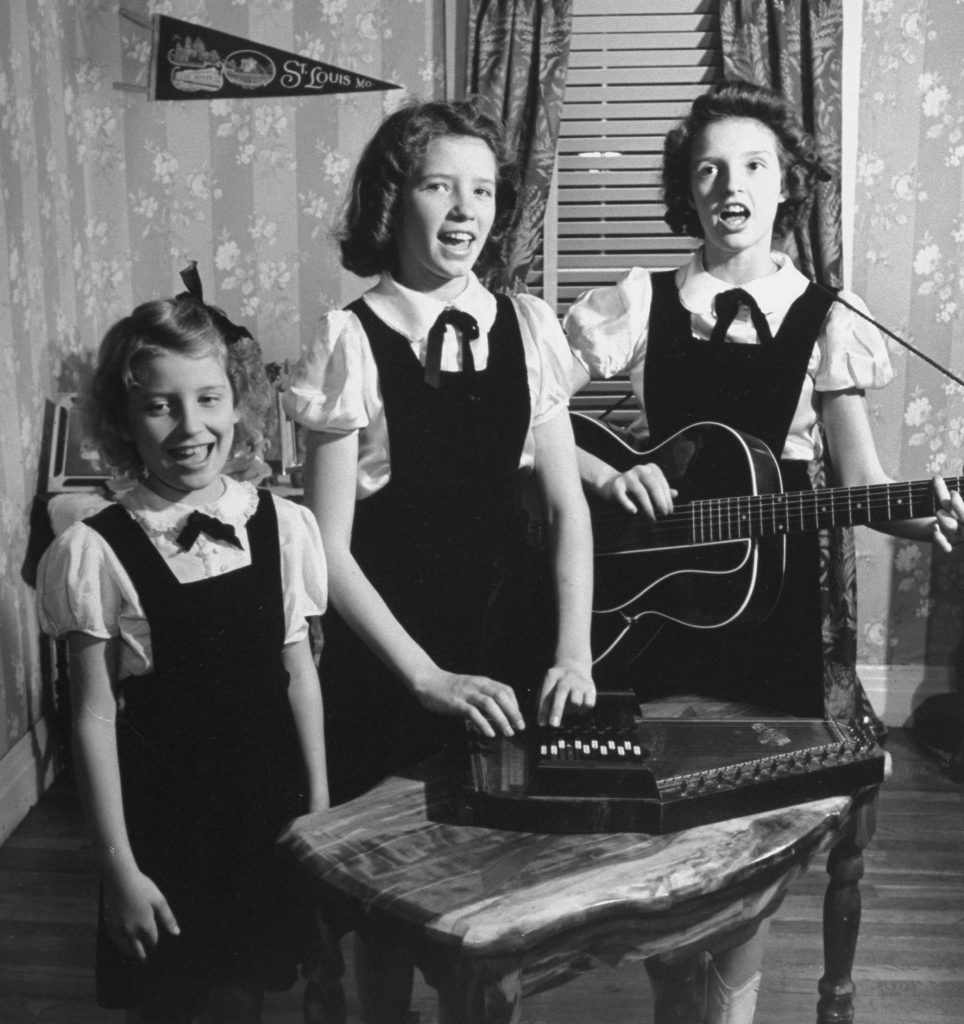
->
<box><xmin>590</xmin><ymin>475</ymin><xmax>961</xmax><ymax>549</ymax></box>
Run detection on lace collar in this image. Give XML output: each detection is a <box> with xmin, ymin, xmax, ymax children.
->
<box><xmin>117</xmin><ymin>476</ymin><xmax>260</xmax><ymax>541</ymax></box>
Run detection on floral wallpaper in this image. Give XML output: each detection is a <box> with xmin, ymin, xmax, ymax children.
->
<box><xmin>2</xmin><ymin>0</ymin><xmax>963</xmax><ymax>789</ymax></box>
<box><xmin>854</xmin><ymin>0</ymin><xmax>964</xmax><ymax>670</ymax></box>
<box><xmin>0</xmin><ymin>0</ymin><xmax>444</xmax><ymax>771</ymax></box>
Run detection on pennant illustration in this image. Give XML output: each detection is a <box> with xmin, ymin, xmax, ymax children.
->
<box><xmin>150</xmin><ymin>14</ymin><xmax>400</xmax><ymax>101</ymax></box>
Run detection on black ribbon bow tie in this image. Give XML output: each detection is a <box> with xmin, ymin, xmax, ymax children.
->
<box><xmin>176</xmin><ymin>510</ymin><xmax>243</xmax><ymax>552</ymax></box>
<box><xmin>424</xmin><ymin>308</ymin><xmax>480</xmax><ymax>393</ymax></box>
<box><xmin>708</xmin><ymin>288</ymin><xmax>774</xmax><ymax>346</ymax></box>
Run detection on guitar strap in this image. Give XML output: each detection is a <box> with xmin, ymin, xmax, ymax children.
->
<box><xmin>644</xmin><ymin>271</ymin><xmax>835</xmax><ymax>460</ymax></box>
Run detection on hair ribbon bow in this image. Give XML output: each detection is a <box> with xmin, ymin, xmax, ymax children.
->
<box><xmin>177</xmin><ymin>261</ymin><xmax>253</xmax><ymax>345</ymax></box>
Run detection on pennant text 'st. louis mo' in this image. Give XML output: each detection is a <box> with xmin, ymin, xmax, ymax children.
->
<box><xmin>150</xmin><ymin>14</ymin><xmax>400</xmax><ymax>101</ymax></box>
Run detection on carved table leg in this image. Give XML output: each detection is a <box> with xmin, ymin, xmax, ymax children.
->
<box><xmin>435</xmin><ymin>956</ymin><xmax>523</xmax><ymax>1024</ymax></box>
<box><xmin>817</xmin><ymin>786</ymin><xmax>879</xmax><ymax>1024</ymax></box>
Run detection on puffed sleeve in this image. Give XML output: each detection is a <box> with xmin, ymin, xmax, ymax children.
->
<box><xmin>513</xmin><ymin>293</ymin><xmax>575</xmax><ymax>426</ymax></box>
<box><xmin>273</xmin><ymin>495</ymin><xmax>328</xmax><ymax>646</ymax></box>
<box><xmin>35</xmin><ymin>522</ymin><xmax>127</xmax><ymax>640</ymax></box>
<box><xmin>562</xmin><ymin>267</ymin><xmax>653</xmax><ymax>380</ymax></box>
<box><xmin>283</xmin><ymin>309</ymin><xmax>379</xmax><ymax>433</ymax></box>
<box><xmin>812</xmin><ymin>289</ymin><xmax>894</xmax><ymax>392</ymax></box>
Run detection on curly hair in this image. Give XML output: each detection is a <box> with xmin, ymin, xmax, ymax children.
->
<box><xmin>662</xmin><ymin>79</ymin><xmax>830</xmax><ymax>240</ymax></box>
<box><xmin>337</xmin><ymin>96</ymin><xmax>518</xmax><ymax>279</ymax></box>
<box><xmin>81</xmin><ymin>295</ymin><xmax>272</xmax><ymax>478</ymax></box>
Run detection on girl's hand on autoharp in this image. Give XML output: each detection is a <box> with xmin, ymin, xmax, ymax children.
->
<box><xmin>415</xmin><ymin>670</ymin><xmax>526</xmax><ymax>737</ymax></box>
<box><xmin>537</xmin><ymin>659</ymin><xmax>596</xmax><ymax>728</ymax></box>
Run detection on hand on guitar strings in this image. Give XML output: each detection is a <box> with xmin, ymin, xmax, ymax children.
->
<box><xmin>536</xmin><ymin>657</ymin><xmax>596</xmax><ymax>728</ymax></box>
<box><xmin>600</xmin><ymin>462</ymin><xmax>677</xmax><ymax>518</ymax></box>
<box><xmin>932</xmin><ymin>476</ymin><xmax>964</xmax><ymax>553</ymax></box>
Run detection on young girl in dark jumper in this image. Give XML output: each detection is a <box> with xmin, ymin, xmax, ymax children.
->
<box><xmin>285</xmin><ymin>97</ymin><xmax>595</xmax><ymax>807</ymax></box>
<box><xmin>37</xmin><ymin>277</ymin><xmax>329</xmax><ymax>1024</ymax></box>
<box><xmin>565</xmin><ymin>77</ymin><xmax>963</xmax><ymax>1024</ymax></box>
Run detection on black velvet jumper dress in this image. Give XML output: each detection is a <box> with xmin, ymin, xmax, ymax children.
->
<box><xmin>320</xmin><ymin>294</ymin><xmax>549</xmax><ymax>805</ymax></box>
<box><xmin>84</xmin><ymin>491</ymin><xmax>308</xmax><ymax>1016</ymax></box>
<box><xmin>632</xmin><ymin>270</ymin><xmax>836</xmax><ymax>718</ymax></box>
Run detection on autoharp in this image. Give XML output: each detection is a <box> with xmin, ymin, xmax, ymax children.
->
<box><xmin>463</xmin><ymin>693</ymin><xmax>886</xmax><ymax>834</ymax></box>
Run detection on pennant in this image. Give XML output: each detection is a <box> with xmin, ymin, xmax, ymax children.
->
<box><xmin>150</xmin><ymin>14</ymin><xmax>400</xmax><ymax>101</ymax></box>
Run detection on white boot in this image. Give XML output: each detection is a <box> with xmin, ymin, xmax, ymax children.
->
<box><xmin>705</xmin><ymin>960</ymin><xmax>761</xmax><ymax>1024</ymax></box>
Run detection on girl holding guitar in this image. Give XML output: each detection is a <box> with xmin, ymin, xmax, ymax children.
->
<box><xmin>564</xmin><ymin>79</ymin><xmax>963</xmax><ymax>1024</ymax></box>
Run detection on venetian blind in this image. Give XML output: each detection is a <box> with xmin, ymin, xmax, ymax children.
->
<box><xmin>536</xmin><ymin>0</ymin><xmax>722</xmax><ymax>424</ymax></box>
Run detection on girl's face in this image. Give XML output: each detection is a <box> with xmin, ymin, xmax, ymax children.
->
<box><xmin>689</xmin><ymin>117</ymin><xmax>786</xmax><ymax>276</ymax></box>
<box><xmin>126</xmin><ymin>349</ymin><xmax>238</xmax><ymax>505</ymax></box>
<box><xmin>395</xmin><ymin>134</ymin><xmax>497</xmax><ymax>300</ymax></box>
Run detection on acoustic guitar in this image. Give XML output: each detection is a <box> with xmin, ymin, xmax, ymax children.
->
<box><xmin>572</xmin><ymin>412</ymin><xmax>957</xmax><ymax>673</ymax></box>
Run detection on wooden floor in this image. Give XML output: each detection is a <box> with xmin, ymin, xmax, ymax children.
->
<box><xmin>1</xmin><ymin>729</ymin><xmax>962</xmax><ymax>1024</ymax></box>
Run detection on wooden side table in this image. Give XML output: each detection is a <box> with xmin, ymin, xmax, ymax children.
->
<box><xmin>279</xmin><ymin>700</ymin><xmax>881</xmax><ymax>1024</ymax></box>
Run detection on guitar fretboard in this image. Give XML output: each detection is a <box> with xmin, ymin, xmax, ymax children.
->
<box><xmin>596</xmin><ymin>476</ymin><xmax>961</xmax><ymax>551</ymax></box>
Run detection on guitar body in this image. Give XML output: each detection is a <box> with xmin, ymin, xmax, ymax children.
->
<box><xmin>572</xmin><ymin>413</ymin><xmax>787</xmax><ymax>671</ymax></box>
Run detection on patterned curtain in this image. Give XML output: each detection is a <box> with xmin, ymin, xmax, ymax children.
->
<box><xmin>721</xmin><ymin>0</ymin><xmax>843</xmax><ymax>285</ymax></box>
<box><xmin>720</xmin><ymin>0</ymin><xmax>877</xmax><ymax>726</ymax></box>
<box><xmin>466</xmin><ymin>0</ymin><xmax>572</xmax><ymax>292</ymax></box>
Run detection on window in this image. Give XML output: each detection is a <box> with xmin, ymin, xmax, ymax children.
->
<box><xmin>536</xmin><ymin>0</ymin><xmax>722</xmax><ymax>424</ymax></box>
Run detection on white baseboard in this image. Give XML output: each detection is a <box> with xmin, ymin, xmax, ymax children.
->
<box><xmin>0</xmin><ymin>715</ymin><xmax>59</xmax><ymax>846</ymax></box>
<box><xmin>858</xmin><ymin>663</ymin><xmax>955</xmax><ymax>728</ymax></box>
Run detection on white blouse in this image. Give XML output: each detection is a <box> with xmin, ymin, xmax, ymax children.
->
<box><xmin>283</xmin><ymin>272</ymin><xmax>575</xmax><ymax>498</ymax></box>
<box><xmin>36</xmin><ymin>476</ymin><xmax>328</xmax><ymax>679</ymax></box>
<box><xmin>563</xmin><ymin>250</ymin><xmax>894</xmax><ymax>461</ymax></box>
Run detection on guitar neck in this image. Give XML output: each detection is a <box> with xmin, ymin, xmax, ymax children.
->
<box><xmin>688</xmin><ymin>476</ymin><xmax>962</xmax><ymax>542</ymax></box>
<box><xmin>574</xmin><ymin>416</ymin><xmax>961</xmax><ymax>552</ymax></box>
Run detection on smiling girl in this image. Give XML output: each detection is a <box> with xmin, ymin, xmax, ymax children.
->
<box><xmin>284</xmin><ymin>98</ymin><xmax>595</xmax><ymax>807</ymax></box>
<box><xmin>36</xmin><ymin>283</ymin><xmax>329</xmax><ymax>1023</ymax></box>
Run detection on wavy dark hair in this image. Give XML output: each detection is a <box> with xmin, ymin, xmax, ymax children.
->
<box><xmin>337</xmin><ymin>96</ymin><xmax>518</xmax><ymax>279</ymax></box>
<box><xmin>81</xmin><ymin>295</ymin><xmax>272</xmax><ymax>478</ymax></box>
<box><xmin>662</xmin><ymin>79</ymin><xmax>830</xmax><ymax>240</ymax></box>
